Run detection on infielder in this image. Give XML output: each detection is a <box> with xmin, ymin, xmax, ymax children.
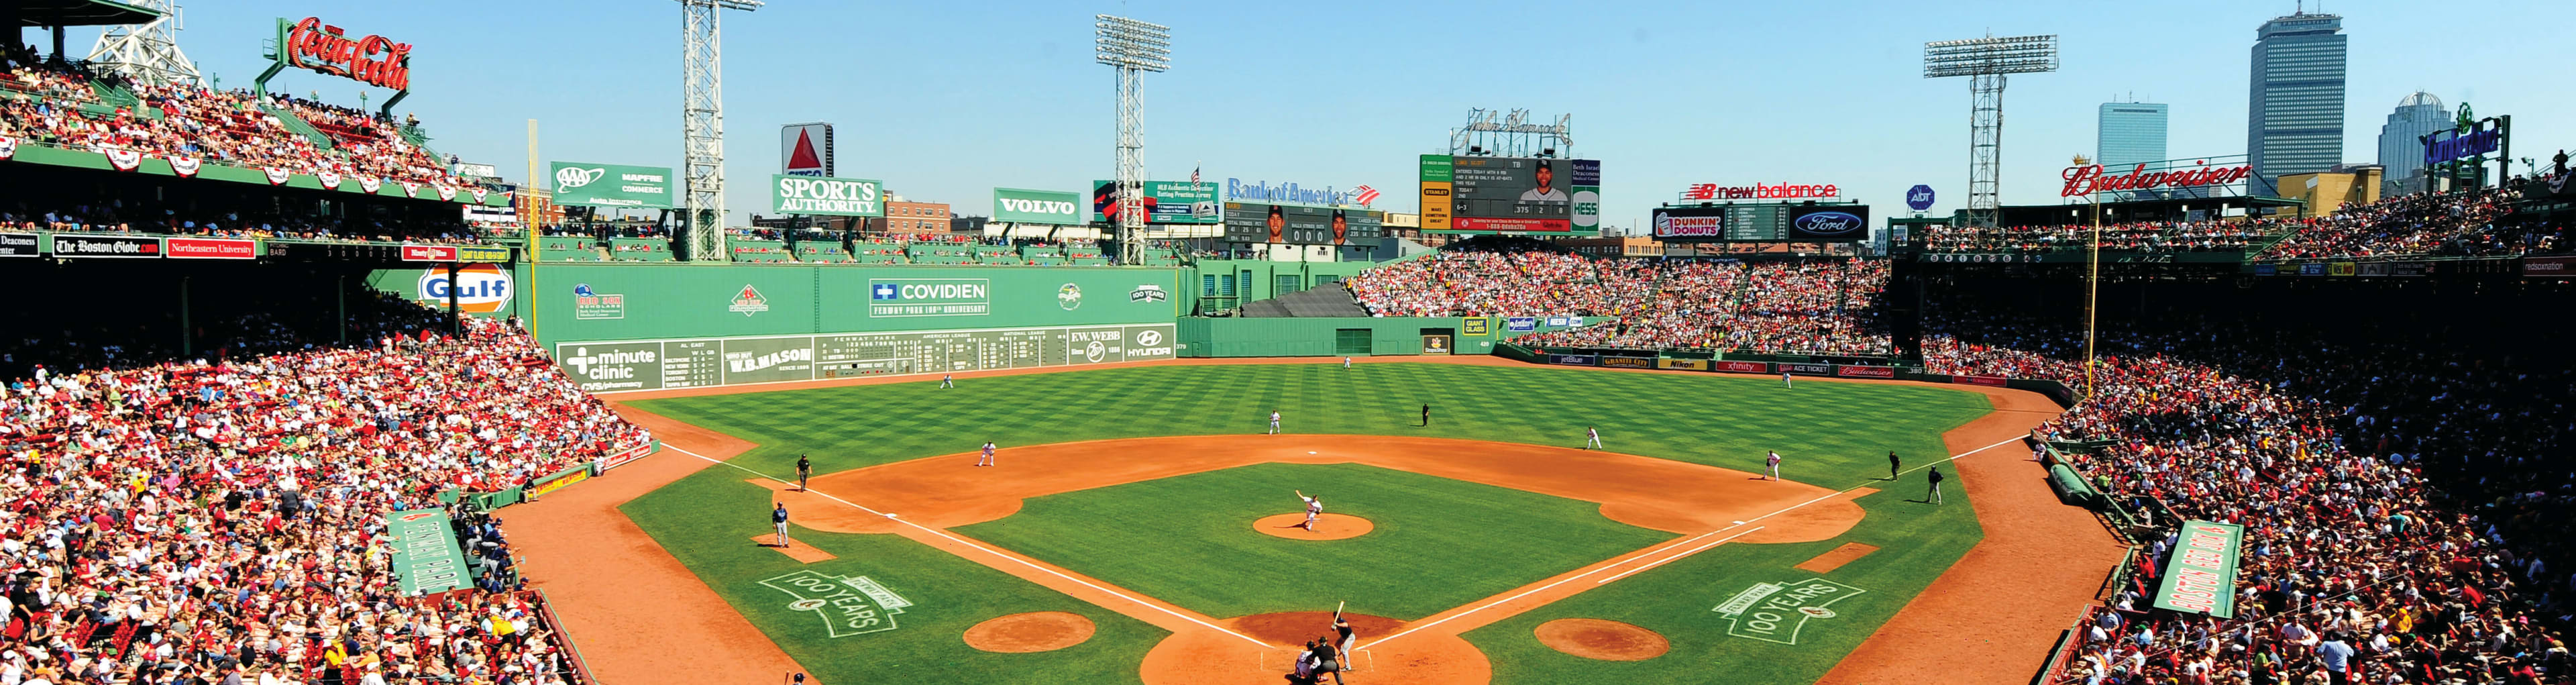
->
<box><xmin>1295</xmin><ymin>490</ymin><xmax>1323</xmax><ymax>531</ymax></box>
<box><xmin>771</xmin><ymin>503</ymin><xmax>791</xmax><ymax>547</ymax></box>
<box><xmin>1766</xmin><ymin>450</ymin><xmax>1782</xmax><ymax>481</ymax></box>
<box><xmin>1585</xmin><ymin>426</ymin><xmax>1602</xmax><ymax>450</ymax></box>
<box><xmin>939</xmin><ymin>373</ymin><xmax>955</xmax><ymax>388</ymax></box>
<box><xmin>1269</xmin><ymin>410</ymin><xmax>1283</xmax><ymax>435</ymax></box>
<box><xmin>977</xmin><ymin>441</ymin><xmax>996</xmax><ymax>467</ymax></box>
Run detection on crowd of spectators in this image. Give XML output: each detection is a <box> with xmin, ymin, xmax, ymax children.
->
<box><xmin>1921</xmin><ymin>301</ymin><xmax>2575</xmax><ymax>685</ymax></box>
<box><xmin>1343</xmin><ymin>248</ymin><xmax>1892</xmax><ymax>354</ymax></box>
<box><xmin>0</xmin><ymin>303</ymin><xmax>643</xmax><ymax>685</ymax></box>
<box><xmin>2259</xmin><ymin>189</ymin><xmax>2528</xmax><ymax>260</ymax></box>
<box><xmin>0</xmin><ymin>60</ymin><xmax>466</xmax><ymax>189</ymax></box>
<box><xmin>1921</xmin><ymin>218</ymin><xmax>2290</xmax><ymax>254</ymax></box>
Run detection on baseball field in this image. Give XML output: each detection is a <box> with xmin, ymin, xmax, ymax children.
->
<box><xmin>502</xmin><ymin>358</ymin><xmax>2104</xmax><ymax>684</ymax></box>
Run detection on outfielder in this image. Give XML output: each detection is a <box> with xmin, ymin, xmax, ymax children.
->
<box><xmin>1343</xmin><ymin>357</ymin><xmax>1352</xmax><ymax>369</ymax></box>
<box><xmin>771</xmin><ymin>502</ymin><xmax>791</xmax><ymax>547</ymax></box>
<box><xmin>1269</xmin><ymin>410</ymin><xmax>1283</xmax><ymax>435</ymax></box>
<box><xmin>1782</xmin><ymin>370</ymin><xmax>1794</xmax><ymax>388</ymax></box>
<box><xmin>1585</xmin><ymin>426</ymin><xmax>1602</xmax><ymax>450</ymax></box>
<box><xmin>939</xmin><ymin>373</ymin><xmax>955</xmax><ymax>388</ymax></box>
<box><xmin>1295</xmin><ymin>490</ymin><xmax>1323</xmax><ymax>531</ymax></box>
<box><xmin>977</xmin><ymin>441</ymin><xmax>996</xmax><ymax>467</ymax></box>
<box><xmin>1766</xmin><ymin>450</ymin><xmax>1782</xmax><ymax>481</ymax></box>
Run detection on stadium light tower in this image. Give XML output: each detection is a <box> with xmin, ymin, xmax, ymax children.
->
<box><xmin>1096</xmin><ymin>15</ymin><xmax>1171</xmax><ymax>266</ymax></box>
<box><xmin>87</xmin><ymin>0</ymin><xmax>203</xmax><ymax>86</ymax></box>
<box><xmin>680</xmin><ymin>0</ymin><xmax>762</xmax><ymax>262</ymax></box>
<box><xmin>1924</xmin><ymin>34</ymin><xmax>2058</xmax><ymax>228</ymax></box>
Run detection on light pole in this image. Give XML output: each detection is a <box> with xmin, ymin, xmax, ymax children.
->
<box><xmin>2073</xmin><ymin>154</ymin><xmax>2101</xmax><ymax>399</ymax></box>
<box><xmin>1096</xmin><ymin>15</ymin><xmax>1171</xmax><ymax>266</ymax></box>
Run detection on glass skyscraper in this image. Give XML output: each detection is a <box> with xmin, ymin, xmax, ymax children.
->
<box><xmin>2377</xmin><ymin>91</ymin><xmax>2449</xmax><ymax>195</ymax></box>
<box><xmin>2099</xmin><ymin>102</ymin><xmax>2169</xmax><ymax>200</ymax></box>
<box><xmin>2247</xmin><ymin>12</ymin><xmax>2348</xmax><ymax>195</ymax></box>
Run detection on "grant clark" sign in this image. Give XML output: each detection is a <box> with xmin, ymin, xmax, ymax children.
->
<box><xmin>278</xmin><ymin>17</ymin><xmax>412</xmax><ymax>91</ymax></box>
<box><xmin>2061</xmin><ymin>163</ymin><xmax>2250</xmax><ymax>198</ymax></box>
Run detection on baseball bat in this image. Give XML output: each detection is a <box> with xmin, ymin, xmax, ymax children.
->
<box><xmin>1335</xmin><ymin>600</ymin><xmax>1344</xmax><ymax>621</ymax></box>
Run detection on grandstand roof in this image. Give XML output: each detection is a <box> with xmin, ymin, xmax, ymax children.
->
<box><xmin>11</xmin><ymin>0</ymin><xmax>162</xmax><ymax>27</ymax></box>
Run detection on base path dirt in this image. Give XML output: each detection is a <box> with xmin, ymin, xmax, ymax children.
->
<box><xmin>1140</xmin><ymin>612</ymin><xmax>1488</xmax><ymax>685</ymax></box>
<box><xmin>1817</xmin><ymin>384</ymin><xmax>2127</xmax><ymax>685</ymax></box>
<box><xmin>749</xmin><ymin>535</ymin><xmax>838</xmax><ymax>564</ymax></box>
<box><xmin>1533</xmin><ymin>619</ymin><xmax>1670</xmax><ymax>661</ymax></box>
<box><xmin>498</xmin><ymin>405</ymin><xmax>812</xmax><ymax>685</ymax></box>
<box><xmin>1793</xmin><ymin>542</ymin><xmax>1881</xmax><ymax>574</ymax></box>
<box><xmin>1252</xmin><ymin>513</ymin><xmax>1374</xmax><ymax>540</ymax></box>
<box><xmin>963</xmin><ymin>612</ymin><xmax>1097</xmax><ymax>653</ymax></box>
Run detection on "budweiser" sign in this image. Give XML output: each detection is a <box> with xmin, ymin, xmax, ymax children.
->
<box><xmin>278</xmin><ymin>17</ymin><xmax>412</xmax><ymax>91</ymax></box>
<box><xmin>2061</xmin><ymin>163</ymin><xmax>2250</xmax><ymax>198</ymax></box>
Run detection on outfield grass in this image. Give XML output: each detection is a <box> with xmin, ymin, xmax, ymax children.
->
<box><xmin>956</xmin><ymin>462</ymin><xmax>1672</xmax><ymax>621</ymax></box>
<box><xmin>621</xmin><ymin>362</ymin><xmax>1995</xmax><ymax>684</ymax></box>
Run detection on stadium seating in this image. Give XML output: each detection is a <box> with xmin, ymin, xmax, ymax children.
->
<box><xmin>0</xmin><ymin>297</ymin><xmax>639</xmax><ymax>685</ymax></box>
<box><xmin>1344</xmin><ymin>248</ymin><xmax>1893</xmax><ymax>355</ymax></box>
<box><xmin>1</xmin><ymin>62</ymin><xmax>466</xmax><ymax>189</ymax></box>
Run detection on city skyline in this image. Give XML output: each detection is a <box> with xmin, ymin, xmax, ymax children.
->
<box><xmin>2097</xmin><ymin>101</ymin><xmax>2170</xmax><ymax>201</ymax></box>
<box><xmin>2378</xmin><ymin>91</ymin><xmax>2451</xmax><ymax>195</ymax></box>
<box><xmin>34</xmin><ymin>0</ymin><xmax>2569</xmax><ymax>227</ymax></box>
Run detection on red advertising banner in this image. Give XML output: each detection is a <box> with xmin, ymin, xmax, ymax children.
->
<box><xmin>1953</xmin><ymin>374</ymin><xmax>2008</xmax><ymax>387</ymax></box>
<box><xmin>166</xmin><ymin>238</ymin><xmax>256</xmax><ymax>260</ymax></box>
<box><xmin>1834</xmin><ymin>365</ymin><xmax>1897</xmax><ymax>378</ymax></box>
<box><xmin>1453</xmin><ymin>216</ymin><xmax>1572</xmax><ymax>232</ymax></box>
<box><xmin>402</xmin><ymin>244</ymin><xmax>458</xmax><ymax>262</ymax></box>
<box><xmin>1711</xmin><ymin>360</ymin><xmax>1770</xmax><ymax>374</ymax></box>
<box><xmin>595</xmin><ymin>442</ymin><xmax>655</xmax><ymax>472</ymax></box>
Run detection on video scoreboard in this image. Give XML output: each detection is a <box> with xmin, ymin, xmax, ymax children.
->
<box><xmin>1419</xmin><ymin>154</ymin><xmax>1601</xmax><ymax>233</ymax></box>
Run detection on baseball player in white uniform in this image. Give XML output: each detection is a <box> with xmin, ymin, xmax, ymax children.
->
<box><xmin>939</xmin><ymin>373</ymin><xmax>955</xmax><ymax>388</ymax></box>
<box><xmin>1585</xmin><ymin>427</ymin><xmax>1602</xmax><ymax>450</ymax></box>
<box><xmin>1766</xmin><ymin>450</ymin><xmax>1783</xmax><ymax>481</ymax></box>
<box><xmin>1782</xmin><ymin>371</ymin><xmax>1794</xmax><ymax>388</ymax></box>
<box><xmin>1269</xmin><ymin>410</ymin><xmax>1283</xmax><ymax>435</ymax></box>
<box><xmin>1343</xmin><ymin>357</ymin><xmax>1352</xmax><ymax>369</ymax></box>
<box><xmin>1295</xmin><ymin>490</ymin><xmax>1323</xmax><ymax>531</ymax></box>
<box><xmin>977</xmin><ymin>440</ymin><xmax>996</xmax><ymax>467</ymax></box>
<box><xmin>771</xmin><ymin>503</ymin><xmax>791</xmax><ymax>547</ymax></box>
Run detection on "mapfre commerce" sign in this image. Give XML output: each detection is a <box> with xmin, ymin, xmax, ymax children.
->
<box><xmin>276</xmin><ymin>17</ymin><xmax>412</xmax><ymax>91</ymax></box>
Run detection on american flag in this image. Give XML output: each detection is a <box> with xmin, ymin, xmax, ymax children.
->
<box><xmin>1190</xmin><ymin>165</ymin><xmax>1199</xmax><ymax>184</ymax></box>
<box><xmin>1352</xmin><ymin>185</ymin><xmax>1381</xmax><ymax>207</ymax></box>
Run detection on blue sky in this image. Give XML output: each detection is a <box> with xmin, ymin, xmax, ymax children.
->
<box><xmin>74</xmin><ymin>0</ymin><xmax>2573</xmax><ymax>229</ymax></box>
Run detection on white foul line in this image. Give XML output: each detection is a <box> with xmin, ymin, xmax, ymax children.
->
<box><xmin>1596</xmin><ymin>526</ymin><xmax>1766</xmax><ymax>584</ymax></box>
<box><xmin>1362</xmin><ymin>433</ymin><xmax>2031</xmax><ymax>651</ymax></box>
<box><xmin>658</xmin><ymin>442</ymin><xmax>1271</xmax><ymax>648</ymax></box>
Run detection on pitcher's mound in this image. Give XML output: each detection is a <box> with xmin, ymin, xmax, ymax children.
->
<box><xmin>963</xmin><ymin>611</ymin><xmax>1095</xmax><ymax>653</ymax></box>
<box><xmin>1252</xmin><ymin>513</ymin><xmax>1373</xmax><ymax>540</ymax></box>
<box><xmin>1534</xmin><ymin>619</ymin><xmax>1669</xmax><ymax>661</ymax></box>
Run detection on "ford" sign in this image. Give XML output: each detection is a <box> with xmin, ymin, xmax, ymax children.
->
<box><xmin>1795</xmin><ymin>212</ymin><xmax>1863</xmax><ymax>235</ymax></box>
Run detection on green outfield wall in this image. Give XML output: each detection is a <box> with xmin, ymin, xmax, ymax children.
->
<box><xmin>368</xmin><ymin>262</ymin><xmax>1183</xmax><ymax>392</ymax></box>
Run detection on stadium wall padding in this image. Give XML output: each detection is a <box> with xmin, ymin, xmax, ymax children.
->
<box><xmin>368</xmin><ymin>263</ymin><xmax>1181</xmax><ymax>349</ymax></box>
<box><xmin>1177</xmin><ymin>260</ymin><xmax>1379</xmax><ymax>313</ymax></box>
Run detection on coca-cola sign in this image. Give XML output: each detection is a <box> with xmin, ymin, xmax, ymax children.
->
<box><xmin>2061</xmin><ymin>163</ymin><xmax>2250</xmax><ymax>197</ymax></box>
<box><xmin>277</xmin><ymin>17</ymin><xmax>412</xmax><ymax>91</ymax></box>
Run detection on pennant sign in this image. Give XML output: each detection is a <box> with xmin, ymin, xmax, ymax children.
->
<box><xmin>399</xmin><ymin>180</ymin><xmax>423</xmax><ymax>197</ymax></box>
<box><xmin>435</xmin><ymin>185</ymin><xmax>457</xmax><ymax>202</ymax></box>
<box><xmin>264</xmin><ymin>166</ymin><xmax>292</xmax><ymax>185</ymax></box>
<box><xmin>168</xmin><ymin>156</ymin><xmax>202</xmax><ymax>178</ymax></box>
<box><xmin>357</xmin><ymin>176</ymin><xmax>382</xmax><ymax>193</ymax></box>
<box><xmin>317</xmin><ymin>170</ymin><xmax>342</xmax><ymax>189</ymax></box>
<box><xmin>105</xmin><ymin>149</ymin><xmax>143</xmax><ymax>171</ymax></box>
<box><xmin>0</xmin><ymin>136</ymin><xmax>17</xmax><ymax>160</ymax></box>
<box><xmin>470</xmin><ymin>188</ymin><xmax>489</xmax><ymax>204</ymax></box>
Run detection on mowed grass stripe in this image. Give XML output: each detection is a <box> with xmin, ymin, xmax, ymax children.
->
<box><xmin>621</xmin><ymin>362</ymin><xmax>1996</xmax><ymax>685</ymax></box>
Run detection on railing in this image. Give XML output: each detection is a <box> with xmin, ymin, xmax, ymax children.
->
<box><xmin>530</xmin><ymin>588</ymin><xmax>599</xmax><ymax>685</ymax></box>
